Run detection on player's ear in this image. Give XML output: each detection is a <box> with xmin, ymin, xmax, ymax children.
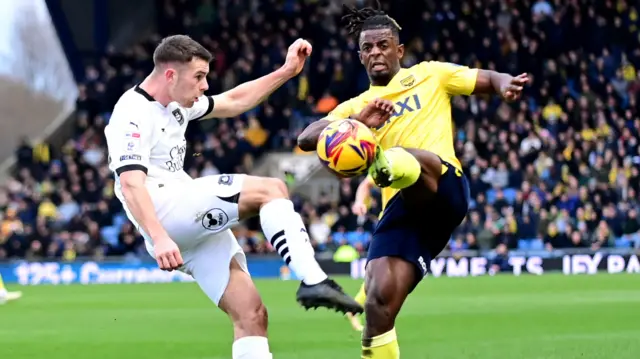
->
<box><xmin>164</xmin><ymin>67</ymin><xmax>176</xmax><ymax>83</ymax></box>
<box><xmin>358</xmin><ymin>50</ymin><xmax>365</xmax><ymax>65</ymax></box>
<box><xmin>397</xmin><ymin>43</ymin><xmax>405</xmax><ymax>60</ymax></box>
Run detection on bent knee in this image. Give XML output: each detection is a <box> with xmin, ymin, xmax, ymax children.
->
<box><xmin>240</xmin><ymin>176</ymin><xmax>289</xmax><ymax>215</ymax></box>
<box><xmin>262</xmin><ymin>177</ymin><xmax>289</xmax><ymax>199</ymax></box>
<box><xmin>364</xmin><ymin>288</ymin><xmax>396</xmax><ymax>336</ymax></box>
<box><xmin>402</xmin><ymin>148</ymin><xmax>442</xmax><ymax>196</ymax></box>
<box><xmin>234</xmin><ymin>301</ymin><xmax>269</xmax><ymax>333</ymax></box>
<box><xmin>248</xmin><ymin>176</ymin><xmax>288</xmax><ymax>198</ymax></box>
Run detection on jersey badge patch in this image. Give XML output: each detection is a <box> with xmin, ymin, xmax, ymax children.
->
<box><xmin>172</xmin><ymin>109</ymin><xmax>185</xmax><ymax>125</ymax></box>
<box><xmin>400</xmin><ymin>74</ymin><xmax>416</xmax><ymax>88</ymax></box>
<box><xmin>218</xmin><ymin>175</ymin><xmax>234</xmax><ymax>185</ymax></box>
<box><xmin>124</xmin><ymin>133</ymin><xmax>140</xmax><ymax>152</ymax></box>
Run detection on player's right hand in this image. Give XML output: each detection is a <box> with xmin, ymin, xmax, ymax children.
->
<box><xmin>282</xmin><ymin>38</ymin><xmax>313</xmax><ymax>78</ymax></box>
<box><xmin>356</xmin><ymin>98</ymin><xmax>395</xmax><ymax>128</ymax></box>
<box><xmin>352</xmin><ymin>202</ymin><xmax>368</xmax><ymax>216</ymax></box>
<box><xmin>500</xmin><ymin>73</ymin><xmax>529</xmax><ymax>102</ymax></box>
<box><xmin>153</xmin><ymin>236</ymin><xmax>184</xmax><ymax>271</ymax></box>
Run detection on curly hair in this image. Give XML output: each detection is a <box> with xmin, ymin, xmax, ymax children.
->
<box><xmin>341</xmin><ymin>0</ymin><xmax>402</xmax><ymax>39</ymax></box>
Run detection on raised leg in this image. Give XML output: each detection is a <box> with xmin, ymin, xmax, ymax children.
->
<box><xmin>238</xmin><ymin>175</ymin><xmax>364</xmax><ymax>314</ymax></box>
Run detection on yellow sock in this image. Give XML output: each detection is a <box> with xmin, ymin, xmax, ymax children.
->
<box><xmin>0</xmin><ymin>274</ymin><xmax>5</xmax><ymax>291</ymax></box>
<box><xmin>355</xmin><ymin>282</ymin><xmax>366</xmax><ymax>306</ymax></box>
<box><xmin>362</xmin><ymin>328</ymin><xmax>400</xmax><ymax>359</ymax></box>
<box><xmin>385</xmin><ymin>148</ymin><xmax>420</xmax><ymax>190</ymax></box>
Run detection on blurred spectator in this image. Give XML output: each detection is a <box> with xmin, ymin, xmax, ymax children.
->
<box><xmin>490</xmin><ymin>243</ymin><xmax>511</xmax><ymax>274</ymax></box>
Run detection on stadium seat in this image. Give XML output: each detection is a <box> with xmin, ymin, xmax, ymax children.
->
<box><xmin>100</xmin><ymin>226</ymin><xmax>120</xmax><ymax>247</ymax></box>
<box><xmin>529</xmin><ymin>239</ymin><xmax>545</xmax><ymax>251</ymax></box>
<box><xmin>517</xmin><ymin>239</ymin><xmax>531</xmax><ymax>250</ymax></box>
<box><xmin>614</xmin><ymin>238</ymin><xmax>632</xmax><ymax>248</ymax></box>
<box><xmin>113</xmin><ymin>213</ymin><xmax>127</xmax><ymax>229</ymax></box>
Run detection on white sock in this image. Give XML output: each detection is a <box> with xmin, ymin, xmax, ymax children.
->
<box><xmin>260</xmin><ymin>198</ymin><xmax>328</xmax><ymax>285</ymax></box>
<box><xmin>232</xmin><ymin>336</ymin><xmax>272</xmax><ymax>359</ymax></box>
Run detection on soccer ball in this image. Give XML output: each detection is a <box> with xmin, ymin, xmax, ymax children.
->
<box><xmin>316</xmin><ymin>119</ymin><xmax>377</xmax><ymax>178</ymax></box>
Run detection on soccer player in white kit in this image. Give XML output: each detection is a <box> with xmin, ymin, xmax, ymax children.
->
<box><xmin>104</xmin><ymin>35</ymin><xmax>362</xmax><ymax>359</ymax></box>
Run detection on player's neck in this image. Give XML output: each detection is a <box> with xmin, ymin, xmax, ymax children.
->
<box><xmin>370</xmin><ymin>68</ymin><xmax>401</xmax><ymax>87</ymax></box>
<box><xmin>139</xmin><ymin>73</ymin><xmax>172</xmax><ymax>107</ymax></box>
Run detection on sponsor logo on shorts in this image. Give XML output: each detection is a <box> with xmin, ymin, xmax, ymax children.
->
<box><xmin>418</xmin><ymin>256</ymin><xmax>428</xmax><ymax>276</ymax></box>
<box><xmin>201</xmin><ymin>208</ymin><xmax>229</xmax><ymax>232</ymax></box>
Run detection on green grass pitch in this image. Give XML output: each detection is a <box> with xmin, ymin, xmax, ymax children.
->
<box><xmin>1</xmin><ymin>274</ymin><xmax>639</xmax><ymax>359</ymax></box>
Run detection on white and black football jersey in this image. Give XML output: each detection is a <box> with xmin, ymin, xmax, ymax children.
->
<box><xmin>105</xmin><ymin>85</ymin><xmax>214</xmax><ymax>197</ymax></box>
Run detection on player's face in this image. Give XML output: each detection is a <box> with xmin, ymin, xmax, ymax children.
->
<box><xmin>358</xmin><ymin>29</ymin><xmax>404</xmax><ymax>86</ymax></box>
<box><xmin>167</xmin><ymin>58</ymin><xmax>210</xmax><ymax>107</ymax></box>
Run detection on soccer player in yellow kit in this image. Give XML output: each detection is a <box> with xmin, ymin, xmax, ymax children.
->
<box><xmin>298</xmin><ymin>3</ymin><xmax>528</xmax><ymax>358</ymax></box>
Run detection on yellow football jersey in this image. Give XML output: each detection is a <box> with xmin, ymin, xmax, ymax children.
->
<box><xmin>326</xmin><ymin>61</ymin><xmax>478</xmax><ymax>210</ymax></box>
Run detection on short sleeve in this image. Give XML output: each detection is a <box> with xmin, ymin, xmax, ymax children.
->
<box><xmin>185</xmin><ymin>95</ymin><xmax>214</xmax><ymax>121</ymax></box>
<box><xmin>105</xmin><ymin>109</ymin><xmax>153</xmax><ymax>176</ymax></box>
<box><xmin>325</xmin><ymin>99</ymin><xmax>356</xmax><ymax>122</ymax></box>
<box><xmin>424</xmin><ymin>61</ymin><xmax>479</xmax><ymax>96</ymax></box>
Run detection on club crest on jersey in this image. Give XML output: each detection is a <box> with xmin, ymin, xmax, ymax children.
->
<box><xmin>400</xmin><ymin>74</ymin><xmax>416</xmax><ymax>88</ymax></box>
<box><xmin>172</xmin><ymin>109</ymin><xmax>184</xmax><ymax>125</ymax></box>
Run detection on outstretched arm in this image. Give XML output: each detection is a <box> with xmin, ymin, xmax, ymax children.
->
<box><xmin>298</xmin><ymin>98</ymin><xmax>394</xmax><ymax>151</ymax></box>
<box><xmin>200</xmin><ymin>39</ymin><xmax>312</xmax><ymax>119</ymax></box>
<box><xmin>207</xmin><ymin>69</ymin><xmax>292</xmax><ymax>118</ymax></box>
<box><xmin>427</xmin><ymin>61</ymin><xmax>528</xmax><ymax>101</ymax></box>
<box><xmin>298</xmin><ymin>119</ymin><xmax>331</xmax><ymax>151</ymax></box>
<box><xmin>297</xmin><ymin>98</ymin><xmax>355</xmax><ymax>152</ymax></box>
<box><xmin>473</xmin><ymin>70</ymin><xmax>529</xmax><ymax>101</ymax></box>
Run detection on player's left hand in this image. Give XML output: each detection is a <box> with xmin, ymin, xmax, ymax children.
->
<box><xmin>282</xmin><ymin>38</ymin><xmax>313</xmax><ymax>78</ymax></box>
<box><xmin>500</xmin><ymin>73</ymin><xmax>529</xmax><ymax>102</ymax></box>
<box><xmin>356</xmin><ymin>98</ymin><xmax>395</xmax><ymax>128</ymax></box>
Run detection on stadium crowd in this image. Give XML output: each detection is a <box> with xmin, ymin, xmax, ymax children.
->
<box><xmin>0</xmin><ymin>0</ymin><xmax>639</xmax><ymax>262</ymax></box>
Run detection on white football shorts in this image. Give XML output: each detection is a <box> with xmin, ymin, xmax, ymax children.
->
<box><xmin>140</xmin><ymin>173</ymin><xmax>249</xmax><ymax>305</ymax></box>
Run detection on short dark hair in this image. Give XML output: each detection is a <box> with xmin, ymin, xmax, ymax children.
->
<box><xmin>342</xmin><ymin>0</ymin><xmax>402</xmax><ymax>40</ymax></box>
<box><xmin>153</xmin><ymin>35</ymin><xmax>213</xmax><ymax>66</ymax></box>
